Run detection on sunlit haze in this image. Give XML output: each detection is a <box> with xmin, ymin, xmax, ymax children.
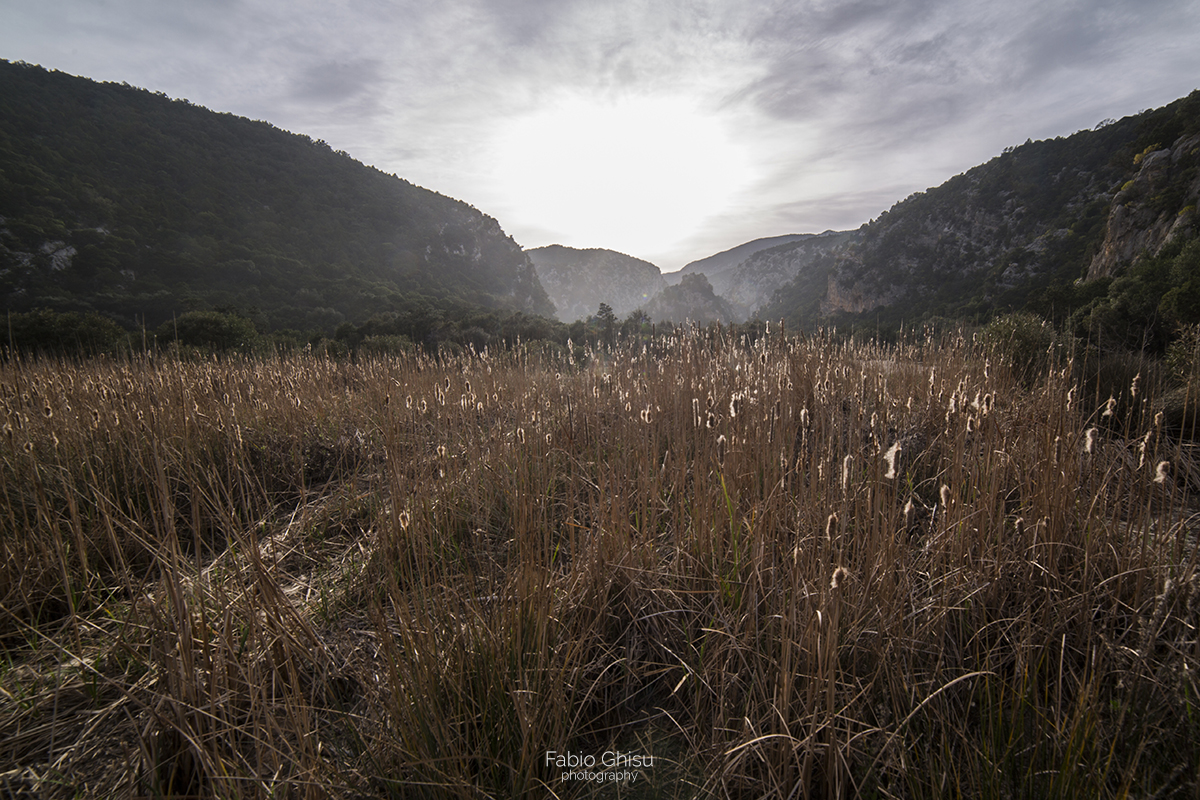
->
<box><xmin>489</xmin><ymin>94</ymin><xmax>754</xmax><ymax>261</ymax></box>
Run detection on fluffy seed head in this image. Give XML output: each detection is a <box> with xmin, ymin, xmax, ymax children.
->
<box><xmin>831</xmin><ymin>566</ymin><xmax>850</xmax><ymax>590</ymax></box>
<box><xmin>884</xmin><ymin>441</ymin><xmax>901</xmax><ymax>480</ymax></box>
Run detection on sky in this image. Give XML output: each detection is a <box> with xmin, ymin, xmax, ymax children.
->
<box><xmin>3</xmin><ymin>1</ymin><xmax>1199</xmax><ymax>272</ymax></box>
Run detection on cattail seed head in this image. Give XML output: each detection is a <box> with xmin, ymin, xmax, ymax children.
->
<box><xmin>940</xmin><ymin>484</ymin><xmax>952</xmax><ymax>509</ymax></box>
<box><xmin>884</xmin><ymin>442</ymin><xmax>902</xmax><ymax>480</ymax></box>
<box><xmin>1102</xmin><ymin>395</ymin><xmax>1116</xmax><ymax>418</ymax></box>
<box><xmin>1085</xmin><ymin>427</ymin><xmax>1097</xmax><ymax>454</ymax></box>
<box><xmin>716</xmin><ymin>434</ymin><xmax>727</xmax><ymax>466</ymax></box>
<box><xmin>1154</xmin><ymin>460</ymin><xmax>1170</xmax><ymax>484</ymax></box>
<box><xmin>830</xmin><ymin>566</ymin><xmax>850</xmax><ymax>591</ymax></box>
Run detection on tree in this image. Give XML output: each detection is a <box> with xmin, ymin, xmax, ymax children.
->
<box><xmin>597</xmin><ymin>303</ymin><xmax>616</xmax><ymax>349</ymax></box>
<box><xmin>158</xmin><ymin>310</ymin><xmax>258</xmax><ymax>352</ymax></box>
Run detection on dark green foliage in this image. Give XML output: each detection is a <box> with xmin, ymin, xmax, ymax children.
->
<box><xmin>597</xmin><ymin>302</ymin><xmax>616</xmax><ymax>348</ymax></box>
<box><xmin>155</xmin><ymin>310</ymin><xmax>258</xmax><ymax>352</ymax></box>
<box><xmin>760</xmin><ymin>90</ymin><xmax>1200</xmax><ymax>339</ymax></box>
<box><xmin>3</xmin><ymin>308</ymin><xmax>128</xmax><ymax>356</ymax></box>
<box><xmin>0</xmin><ymin>59</ymin><xmax>554</xmax><ymax>334</ymax></box>
<box><xmin>1071</xmin><ymin>237</ymin><xmax>1200</xmax><ymax>352</ymax></box>
<box><xmin>982</xmin><ymin>311</ymin><xmax>1059</xmax><ymax>386</ymax></box>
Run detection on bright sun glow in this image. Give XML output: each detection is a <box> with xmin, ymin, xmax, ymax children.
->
<box><xmin>489</xmin><ymin>94</ymin><xmax>752</xmax><ymax>260</ymax></box>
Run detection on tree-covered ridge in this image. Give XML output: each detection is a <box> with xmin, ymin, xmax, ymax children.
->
<box><xmin>760</xmin><ymin>90</ymin><xmax>1200</xmax><ymax>338</ymax></box>
<box><xmin>0</xmin><ymin>59</ymin><xmax>554</xmax><ymax>331</ymax></box>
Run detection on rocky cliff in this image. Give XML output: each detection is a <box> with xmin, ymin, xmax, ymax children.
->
<box><xmin>725</xmin><ymin>230</ymin><xmax>858</xmax><ymax>317</ymax></box>
<box><xmin>643</xmin><ymin>273</ymin><xmax>736</xmax><ymax>325</ymax></box>
<box><xmin>671</xmin><ymin>234</ymin><xmax>811</xmax><ymax>294</ymax></box>
<box><xmin>526</xmin><ymin>245</ymin><xmax>665</xmax><ymax>322</ymax></box>
<box><xmin>1087</xmin><ymin>132</ymin><xmax>1200</xmax><ymax>280</ymax></box>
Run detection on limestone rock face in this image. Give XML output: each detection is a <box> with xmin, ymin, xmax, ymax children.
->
<box><xmin>726</xmin><ymin>231</ymin><xmax>858</xmax><ymax>316</ymax></box>
<box><xmin>822</xmin><ymin>274</ymin><xmax>905</xmax><ymax>316</ymax></box>
<box><xmin>643</xmin><ymin>273</ymin><xmax>735</xmax><ymax>325</ymax></box>
<box><xmin>1087</xmin><ymin>132</ymin><xmax>1200</xmax><ymax>280</ymax></box>
<box><xmin>672</xmin><ymin>234</ymin><xmax>811</xmax><ymax>295</ymax></box>
<box><xmin>526</xmin><ymin>245</ymin><xmax>665</xmax><ymax>322</ymax></box>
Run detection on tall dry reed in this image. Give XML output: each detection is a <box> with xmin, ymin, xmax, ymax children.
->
<box><xmin>1</xmin><ymin>329</ymin><xmax>1197</xmax><ymax>798</ymax></box>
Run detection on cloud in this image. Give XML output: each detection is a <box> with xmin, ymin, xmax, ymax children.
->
<box><xmin>289</xmin><ymin>59</ymin><xmax>383</xmax><ymax>104</ymax></box>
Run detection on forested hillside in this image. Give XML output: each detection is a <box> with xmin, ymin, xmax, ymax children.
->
<box><xmin>759</xmin><ymin>90</ymin><xmax>1200</xmax><ymax>347</ymax></box>
<box><xmin>0</xmin><ymin>60</ymin><xmax>553</xmax><ymax>333</ymax></box>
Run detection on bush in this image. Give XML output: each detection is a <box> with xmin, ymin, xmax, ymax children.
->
<box><xmin>156</xmin><ymin>310</ymin><xmax>258</xmax><ymax>352</ymax></box>
<box><xmin>982</xmin><ymin>311</ymin><xmax>1058</xmax><ymax>385</ymax></box>
<box><xmin>3</xmin><ymin>309</ymin><xmax>127</xmax><ymax>356</ymax></box>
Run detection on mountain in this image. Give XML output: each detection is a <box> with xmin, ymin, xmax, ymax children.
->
<box><xmin>0</xmin><ymin>60</ymin><xmax>554</xmax><ymax>331</ymax></box>
<box><xmin>758</xmin><ymin>90</ymin><xmax>1200</xmax><ymax>339</ymax></box>
<box><xmin>671</xmin><ymin>233</ymin><xmax>812</xmax><ymax>294</ymax></box>
<box><xmin>643</xmin><ymin>273</ymin><xmax>736</xmax><ymax>326</ymax></box>
<box><xmin>525</xmin><ymin>245</ymin><xmax>665</xmax><ymax>322</ymax></box>
<box><xmin>723</xmin><ymin>230</ymin><xmax>859</xmax><ymax>318</ymax></box>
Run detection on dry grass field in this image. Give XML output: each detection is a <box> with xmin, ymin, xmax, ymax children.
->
<box><xmin>1</xmin><ymin>327</ymin><xmax>1198</xmax><ymax>798</ymax></box>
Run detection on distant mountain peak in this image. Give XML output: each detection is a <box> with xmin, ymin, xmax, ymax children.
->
<box><xmin>526</xmin><ymin>245</ymin><xmax>665</xmax><ymax>322</ymax></box>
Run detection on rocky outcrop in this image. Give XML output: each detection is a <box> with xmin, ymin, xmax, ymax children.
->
<box><xmin>1087</xmin><ymin>132</ymin><xmax>1200</xmax><ymax>280</ymax></box>
<box><xmin>822</xmin><ymin>273</ymin><xmax>905</xmax><ymax>316</ymax></box>
<box><xmin>643</xmin><ymin>273</ymin><xmax>735</xmax><ymax>325</ymax></box>
<box><xmin>725</xmin><ymin>230</ymin><xmax>857</xmax><ymax>316</ymax></box>
<box><xmin>526</xmin><ymin>245</ymin><xmax>666</xmax><ymax>322</ymax></box>
<box><xmin>672</xmin><ymin>234</ymin><xmax>810</xmax><ymax>294</ymax></box>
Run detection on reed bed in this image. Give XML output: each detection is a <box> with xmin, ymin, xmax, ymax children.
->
<box><xmin>1</xmin><ymin>328</ymin><xmax>1197</xmax><ymax>798</ymax></box>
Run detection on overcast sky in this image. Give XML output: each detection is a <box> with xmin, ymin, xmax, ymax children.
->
<box><xmin>4</xmin><ymin>0</ymin><xmax>1199</xmax><ymax>271</ymax></box>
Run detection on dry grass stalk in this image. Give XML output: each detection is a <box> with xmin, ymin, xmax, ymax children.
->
<box><xmin>0</xmin><ymin>331</ymin><xmax>1197</xmax><ymax>797</ymax></box>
